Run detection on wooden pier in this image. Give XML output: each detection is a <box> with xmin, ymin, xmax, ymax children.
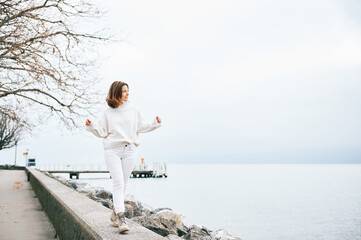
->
<box><xmin>131</xmin><ymin>162</ymin><xmax>167</xmax><ymax>178</ymax></box>
<box><xmin>130</xmin><ymin>170</ymin><xmax>167</xmax><ymax>178</ymax></box>
<box><xmin>46</xmin><ymin>170</ymin><xmax>108</xmax><ymax>179</ymax></box>
<box><xmin>38</xmin><ymin>163</ymin><xmax>167</xmax><ymax>179</ymax></box>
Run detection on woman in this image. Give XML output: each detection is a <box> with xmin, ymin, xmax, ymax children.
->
<box><xmin>85</xmin><ymin>81</ymin><xmax>161</xmax><ymax>233</ymax></box>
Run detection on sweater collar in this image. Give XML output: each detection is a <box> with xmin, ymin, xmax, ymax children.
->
<box><xmin>118</xmin><ymin>101</ymin><xmax>130</xmax><ymax>109</ymax></box>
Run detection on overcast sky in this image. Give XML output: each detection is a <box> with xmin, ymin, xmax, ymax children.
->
<box><xmin>2</xmin><ymin>0</ymin><xmax>361</xmax><ymax>165</ymax></box>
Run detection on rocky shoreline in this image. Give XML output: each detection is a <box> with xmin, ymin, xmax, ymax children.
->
<box><xmin>39</xmin><ymin>168</ymin><xmax>241</xmax><ymax>240</ymax></box>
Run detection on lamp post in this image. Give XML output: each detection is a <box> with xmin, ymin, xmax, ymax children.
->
<box><xmin>23</xmin><ymin>149</ymin><xmax>29</xmax><ymax>166</ymax></box>
<box><xmin>14</xmin><ymin>140</ymin><xmax>18</xmax><ymax>166</ymax></box>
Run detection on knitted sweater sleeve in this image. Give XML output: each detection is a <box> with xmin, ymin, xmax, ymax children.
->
<box><xmin>85</xmin><ymin>112</ymin><xmax>109</xmax><ymax>138</ymax></box>
<box><xmin>136</xmin><ymin>108</ymin><xmax>161</xmax><ymax>133</ymax></box>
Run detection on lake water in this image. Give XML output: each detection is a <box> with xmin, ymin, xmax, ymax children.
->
<box><xmin>55</xmin><ymin>164</ymin><xmax>361</xmax><ymax>240</ymax></box>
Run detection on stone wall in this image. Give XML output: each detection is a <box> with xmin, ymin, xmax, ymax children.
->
<box><xmin>25</xmin><ymin>167</ymin><xmax>165</xmax><ymax>240</ymax></box>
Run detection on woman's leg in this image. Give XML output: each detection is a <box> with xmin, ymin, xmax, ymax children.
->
<box><xmin>121</xmin><ymin>144</ymin><xmax>137</xmax><ymax>197</ymax></box>
<box><xmin>104</xmin><ymin>148</ymin><xmax>125</xmax><ymax>214</ymax></box>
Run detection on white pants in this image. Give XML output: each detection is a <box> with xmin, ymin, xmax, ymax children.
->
<box><xmin>104</xmin><ymin>144</ymin><xmax>137</xmax><ymax>214</ymax></box>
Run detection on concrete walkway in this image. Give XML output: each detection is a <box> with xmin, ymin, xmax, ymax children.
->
<box><xmin>0</xmin><ymin>170</ymin><xmax>57</xmax><ymax>240</ymax></box>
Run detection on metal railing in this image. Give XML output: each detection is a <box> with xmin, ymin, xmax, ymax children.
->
<box><xmin>37</xmin><ymin>162</ymin><xmax>167</xmax><ymax>177</ymax></box>
<box><xmin>37</xmin><ymin>164</ymin><xmax>107</xmax><ymax>172</ymax></box>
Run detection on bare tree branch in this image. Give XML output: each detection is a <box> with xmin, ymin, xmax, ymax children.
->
<box><xmin>0</xmin><ymin>0</ymin><xmax>111</xmax><ymax>130</ymax></box>
<box><xmin>0</xmin><ymin>113</ymin><xmax>24</xmax><ymax>150</ymax></box>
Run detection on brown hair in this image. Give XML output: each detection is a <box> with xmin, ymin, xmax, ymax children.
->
<box><xmin>106</xmin><ymin>81</ymin><xmax>129</xmax><ymax>108</ymax></box>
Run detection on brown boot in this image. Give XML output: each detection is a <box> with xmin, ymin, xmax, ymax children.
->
<box><xmin>117</xmin><ymin>213</ymin><xmax>129</xmax><ymax>233</ymax></box>
<box><xmin>110</xmin><ymin>208</ymin><xmax>119</xmax><ymax>227</ymax></box>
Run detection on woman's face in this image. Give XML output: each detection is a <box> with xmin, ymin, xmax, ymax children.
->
<box><xmin>120</xmin><ymin>85</ymin><xmax>129</xmax><ymax>102</ymax></box>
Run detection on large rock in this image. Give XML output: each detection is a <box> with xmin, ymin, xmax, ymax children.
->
<box><xmin>138</xmin><ymin>201</ymin><xmax>154</xmax><ymax>217</ymax></box>
<box><xmin>77</xmin><ymin>187</ymin><xmax>95</xmax><ymax>195</ymax></box>
<box><xmin>55</xmin><ymin>175</ymin><xmax>67</xmax><ymax>183</ymax></box>
<box><xmin>69</xmin><ymin>182</ymin><xmax>78</xmax><ymax>189</ymax></box>
<box><xmin>154</xmin><ymin>209</ymin><xmax>190</xmax><ymax>235</ymax></box>
<box><xmin>166</xmin><ymin>234</ymin><xmax>184</xmax><ymax>240</ymax></box>
<box><xmin>55</xmin><ymin>176</ymin><xmax>72</xmax><ymax>188</ymax></box>
<box><xmin>68</xmin><ymin>180</ymin><xmax>90</xmax><ymax>190</ymax></box>
<box><xmin>150</xmin><ymin>207</ymin><xmax>173</xmax><ymax>215</ymax></box>
<box><xmin>76</xmin><ymin>182</ymin><xmax>90</xmax><ymax>188</ymax></box>
<box><xmin>132</xmin><ymin>215</ymin><xmax>180</xmax><ymax>237</ymax></box>
<box><xmin>93</xmin><ymin>186</ymin><xmax>105</xmax><ymax>192</ymax></box>
<box><xmin>125</xmin><ymin>202</ymin><xmax>143</xmax><ymax>218</ymax></box>
<box><xmin>213</xmin><ymin>229</ymin><xmax>242</xmax><ymax>240</ymax></box>
<box><xmin>87</xmin><ymin>192</ymin><xmax>114</xmax><ymax>209</ymax></box>
<box><xmin>131</xmin><ymin>210</ymin><xmax>189</xmax><ymax>237</ymax></box>
<box><xmin>43</xmin><ymin>171</ymin><xmax>53</xmax><ymax>177</ymax></box>
<box><xmin>95</xmin><ymin>189</ymin><xmax>112</xmax><ymax>199</ymax></box>
<box><xmin>125</xmin><ymin>194</ymin><xmax>138</xmax><ymax>203</ymax></box>
<box><xmin>97</xmin><ymin>198</ymin><xmax>113</xmax><ymax>209</ymax></box>
<box><xmin>184</xmin><ymin>225</ymin><xmax>213</xmax><ymax>240</ymax></box>
<box><xmin>124</xmin><ymin>195</ymin><xmax>143</xmax><ymax>218</ymax></box>
<box><xmin>124</xmin><ymin>202</ymin><xmax>143</xmax><ymax>218</ymax></box>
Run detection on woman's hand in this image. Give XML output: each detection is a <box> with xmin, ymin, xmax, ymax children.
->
<box><xmin>85</xmin><ymin>118</ymin><xmax>92</xmax><ymax>126</ymax></box>
<box><xmin>156</xmin><ymin>116</ymin><xmax>162</xmax><ymax>124</ymax></box>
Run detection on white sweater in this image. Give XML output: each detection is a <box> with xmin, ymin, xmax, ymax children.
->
<box><xmin>86</xmin><ymin>102</ymin><xmax>161</xmax><ymax>149</ymax></box>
